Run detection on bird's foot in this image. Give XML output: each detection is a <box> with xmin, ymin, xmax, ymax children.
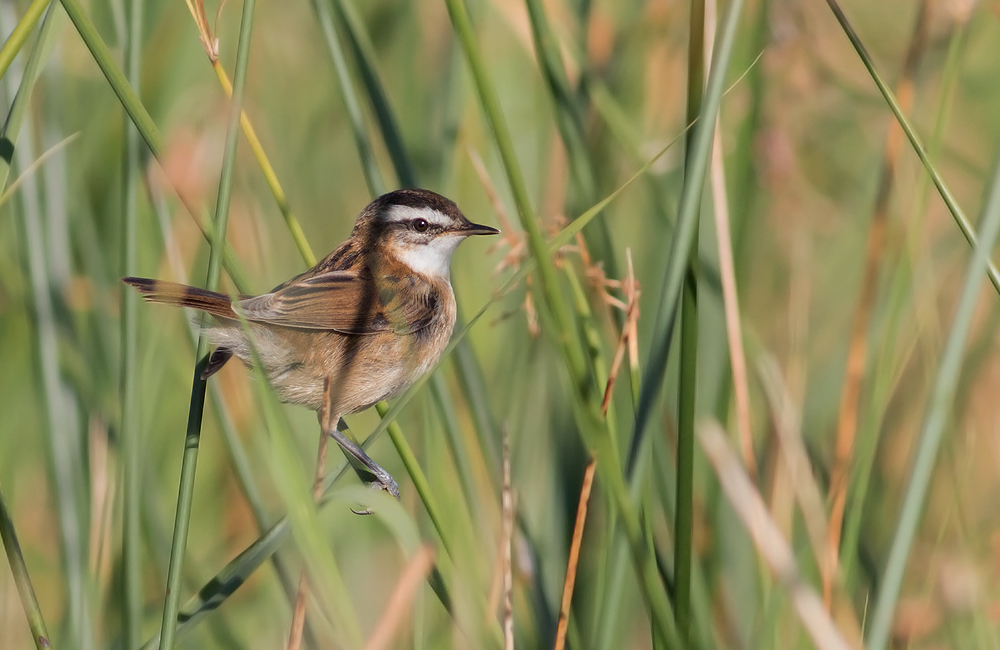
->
<box><xmin>349</xmin><ymin>471</ymin><xmax>399</xmax><ymax>515</ymax></box>
<box><xmin>366</xmin><ymin>469</ymin><xmax>400</xmax><ymax>499</ymax></box>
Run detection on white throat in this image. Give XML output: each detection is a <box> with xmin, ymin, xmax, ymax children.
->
<box><xmin>394</xmin><ymin>234</ymin><xmax>463</xmax><ymax>280</ymax></box>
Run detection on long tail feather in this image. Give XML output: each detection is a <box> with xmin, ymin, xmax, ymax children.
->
<box><xmin>122</xmin><ymin>277</ymin><xmax>237</xmax><ymax>320</ymax></box>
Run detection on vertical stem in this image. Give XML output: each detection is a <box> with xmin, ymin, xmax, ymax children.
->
<box><xmin>0</xmin><ymin>487</ymin><xmax>53</xmax><ymax>650</ymax></box>
<box><xmin>2</xmin><ymin>5</ymin><xmax>92</xmax><ymax>645</ymax></box>
<box><xmin>309</xmin><ymin>0</ymin><xmax>384</xmax><ymax>196</ymax></box>
<box><xmin>157</xmin><ymin>0</ymin><xmax>256</xmax><ymax>645</ymax></box>
<box><xmin>675</xmin><ymin>0</ymin><xmax>706</xmax><ymax>642</ymax></box>
<box><xmin>0</xmin><ymin>0</ymin><xmax>51</xmax><ymax>83</ymax></box>
<box><xmin>120</xmin><ymin>0</ymin><xmax>143</xmax><ymax>644</ymax></box>
<box><xmin>676</xmin><ymin>270</ymin><xmax>697</xmax><ymax>642</ymax></box>
<box><xmin>865</xmin><ymin>160</ymin><xmax>1000</xmax><ymax>650</ymax></box>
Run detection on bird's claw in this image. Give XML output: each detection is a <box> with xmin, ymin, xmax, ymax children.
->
<box><xmin>350</xmin><ymin>472</ymin><xmax>399</xmax><ymax>515</ymax></box>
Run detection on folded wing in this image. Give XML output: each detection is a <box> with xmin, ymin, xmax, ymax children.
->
<box><xmin>238</xmin><ymin>270</ymin><xmax>438</xmax><ymax>335</ymax></box>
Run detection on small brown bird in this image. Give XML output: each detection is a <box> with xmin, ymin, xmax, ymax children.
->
<box><xmin>125</xmin><ymin>188</ymin><xmax>498</xmax><ymax>496</ymax></box>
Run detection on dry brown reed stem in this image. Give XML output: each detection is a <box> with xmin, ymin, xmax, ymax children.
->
<box><xmin>501</xmin><ymin>426</ymin><xmax>514</xmax><ymax>650</ymax></box>
<box><xmin>759</xmin><ymin>357</ymin><xmax>833</xmax><ymax>590</ymax></box>
<box><xmin>710</xmin><ymin>111</ymin><xmax>756</xmax><ymax>478</ymax></box>
<box><xmin>183</xmin><ymin>0</ymin><xmax>220</xmax><ymax>61</ymax></box>
<box><xmin>825</xmin><ymin>0</ymin><xmax>931</xmax><ymax>608</ymax></box>
<box><xmin>600</xmin><ymin>250</ymin><xmax>640</xmax><ymax>415</ymax></box>
<box><xmin>467</xmin><ymin>146</ymin><xmax>521</xmax><ymax>274</ymax></box>
<box><xmin>698</xmin><ymin>421</ymin><xmax>853</xmax><ymax>650</ymax></box>
<box><xmin>363</xmin><ymin>545</ymin><xmax>435</xmax><ymax>650</ymax></box>
<box><xmin>88</xmin><ymin>417</ymin><xmax>115</xmax><ymax>586</ymax></box>
<box><xmin>287</xmin><ymin>381</ymin><xmax>336</xmax><ymax>650</ymax></box>
<box><xmin>467</xmin><ymin>146</ymin><xmax>541</xmax><ymax>337</ymax></box>
<box><xmin>553</xmin><ymin>458</ymin><xmax>597</xmax><ymax>650</ymax></box>
<box><xmin>702</xmin><ymin>0</ymin><xmax>755</xmax><ymax>481</ymax></box>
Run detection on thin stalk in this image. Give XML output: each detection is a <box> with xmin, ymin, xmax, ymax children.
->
<box><xmin>3</xmin><ymin>5</ymin><xmax>92</xmax><ymax>646</ymax></box>
<box><xmin>0</xmin><ymin>0</ymin><xmax>50</xmax><ymax>84</ymax></box>
<box><xmin>840</xmin><ymin>11</ymin><xmax>973</xmax><ymax>594</ymax></box>
<box><xmin>823</xmin><ymin>0</ymin><xmax>1000</xmax><ymax>295</ymax></box>
<box><xmin>377</xmin><ymin>403</ymin><xmax>455</xmax><ymax>559</ymax></box>
<box><xmin>675</xmin><ymin>0</ymin><xmax>706</xmax><ymax>639</ymax></box>
<box><xmin>676</xmin><ymin>270</ymin><xmax>697</xmax><ymax>641</ymax></box>
<box><xmin>428</xmin><ymin>376</ymin><xmax>482</xmax><ymax>518</ymax></box>
<box><xmin>553</xmin><ymin>459</ymin><xmax>596</xmax><ymax>650</ymax></box>
<box><xmin>310</xmin><ymin>0</ymin><xmax>384</xmax><ymax>195</ymax></box>
<box><xmin>523</xmin><ymin>0</ymin><xmax>620</xmax><ymax>282</ymax></box>
<box><xmin>710</xmin><ymin>119</ymin><xmax>754</xmax><ymax>475</ymax></box>
<box><xmin>237</xmin><ymin>343</ymin><xmax>365</xmax><ymax>650</ymax></box>
<box><xmin>444</xmin><ymin>0</ymin><xmax>681</xmax><ymax>639</ymax></box>
<box><xmin>0</xmin><ymin>486</ymin><xmax>53</xmax><ymax>649</ymax></box>
<box><xmin>329</xmin><ymin>0</ymin><xmax>413</xmax><ymax>187</ymax></box>
<box><xmin>58</xmin><ymin>0</ymin><xmax>162</xmax><ymax>153</ymax></box>
<box><xmin>627</xmin><ymin>0</ymin><xmax>743</xmax><ymax>483</ymax></box>
<box><xmin>442</xmin><ymin>0</ymin><xmax>584</xmax><ymax>379</ymax></box>
<box><xmin>826</xmin><ymin>0</ymin><xmax>930</xmax><ymax>607</ymax></box>
<box><xmin>0</xmin><ymin>2</ymin><xmax>57</xmax><ymax>186</ymax></box>
<box><xmin>211</xmin><ymin>66</ymin><xmax>317</xmax><ymax>266</ymax></box>
<box><xmin>157</xmin><ymin>0</ymin><xmax>257</xmax><ymax>645</ymax></box>
<box><xmin>120</xmin><ymin>0</ymin><xmax>143</xmax><ymax>643</ymax></box>
<box><xmin>58</xmin><ymin>0</ymin><xmax>255</xmax><ymax>293</ymax></box>
<box><xmin>866</xmin><ymin>156</ymin><xmax>1000</xmax><ymax>648</ymax></box>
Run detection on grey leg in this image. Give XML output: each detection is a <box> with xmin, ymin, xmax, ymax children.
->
<box><xmin>329</xmin><ymin>420</ymin><xmax>399</xmax><ymax>499</ymax></box>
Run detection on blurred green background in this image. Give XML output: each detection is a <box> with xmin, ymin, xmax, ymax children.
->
<box><xmin>2</xmin><ymin>0</ymin><xmax>1000</xmax><ymax>648</ymax></box>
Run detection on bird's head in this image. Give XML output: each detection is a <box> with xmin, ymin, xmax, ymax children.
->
<box><xmin>354</xmin><ymin>188</ymin><xmax>499</xmax><ymax>279</ymax></box>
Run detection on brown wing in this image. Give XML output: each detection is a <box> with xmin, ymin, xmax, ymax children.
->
<box><xmin>238</xmin><ymin>270</ymin><xmax>439</xmax><ymax>334</ymax></box>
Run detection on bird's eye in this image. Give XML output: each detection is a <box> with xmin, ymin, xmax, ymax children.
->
<box><xmin>412</xmin><ymin>218</ymin><xmax>429</xmax><ymax>232</ymax></box>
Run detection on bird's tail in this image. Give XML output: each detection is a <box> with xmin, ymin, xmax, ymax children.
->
<box><xmin>123</xmin><ymin>276</ymin><xmax>239</xmax><ymax>378</ymax></box>
<box><xmin>122</xmin><ymin>277</ymin><xmax>237</xmax><ymax>320</ymax></box>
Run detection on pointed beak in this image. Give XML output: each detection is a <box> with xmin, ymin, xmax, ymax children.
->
<box><xmin>460</xmin><ymin>221</ymin><xmax>500</xmax><ymax>236</ymax></box>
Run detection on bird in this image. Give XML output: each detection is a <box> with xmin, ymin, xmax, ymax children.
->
<box><xmin>124</xmin><ymin>188</ymin><xmax>498</xmax><ymax>496</ymax></box>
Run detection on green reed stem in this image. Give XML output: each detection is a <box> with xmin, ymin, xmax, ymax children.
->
<box><xmin>628</xmin><ymin>0</ymin><xmax>741</xmax><ymax>482</ymax></box>
<box><xmin>157</xmin><ymin>0</ymin><xmax>256</xmax><ymax>645</ymax></box>
<box><xmin>442</xmin><ymin>0</ymin><xmax>581</xmax><ymax>372</ymax></box>
<box><xmin>0</xmin><ymin>3</ymin><xmax>56</xmax><ymax>185</ymax></box>
<box><xmin>675</xmin><ymin>0</ymin><xmax>706</xmax><ymax>640</ymax></box>
<box><xmin>840</xmin><ymin>7</ymin><xmax>970</xmax><ymax>598</ymax></box>
<box><xmin>865</xmin><ymin>147</ymin><xmax>1000</xmax><ymax>650</ymax></box>
<box><xmin>0</xmin><ymin>15</ymin><xmax>58</xmax><ymax>647</ymax></box>
<box><xmin>2</xmin><ymin>5</ymin><xmax>93</xmax><ymax>647</ymax></box>
<box><xmin>523</xmin><ymin>0</ymin><xmax>620</xmax><ymax>283</ymax></box>
<box><xmin>59</xmin><ymin>0</ymin><xmax>254</xmax><ymax>294</ymax></box>
<box><xmin>310</xmin><ymin>0</ymin><xmax>384</xmax><ymax>196</ymax></box>
<box><xmin>824</xmin><ymin>0</ymin><xmax>1000</xmax><ymax>296</ymax></box>
<box><xmin>444</xmin><ymin>0</ymin><xmax>685</xmax><ymax>641</ymax></box>
<box><xmin>0</xmin><ymin>486</ymin><xmax>53</xmax><ymax>650</ymax></box>
<box><xmin>329</xmin><ymin>0</ymin><xmax>414</xmax><ymax>187</ymax></box>
<box><xmin>0</xmin><ymin>0</ymin><xmax>50</xmax><ymax>84</ymax></box>
<box><xmin>120</xmin><ymin>0</ymin><xmax>143</xmax><ymax>643</ymax></box>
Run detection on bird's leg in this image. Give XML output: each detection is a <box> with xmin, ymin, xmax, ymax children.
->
<box><xmin>330</xmin><ymin>419</ymin><xmax>400</xmax><ymax>499</ymax></box>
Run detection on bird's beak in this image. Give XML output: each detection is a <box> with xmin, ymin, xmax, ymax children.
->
<box><xmin>460</xmin><ymin>221</ymin><xmax>500</xmax><ymax>236</ymax></box>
